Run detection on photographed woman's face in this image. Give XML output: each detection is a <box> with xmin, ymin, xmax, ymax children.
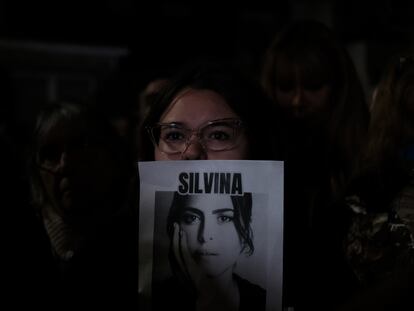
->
<box><xmin>178</xmin><ymin>194</ymin><xmax>242</xmax><ymax>277</ymax></box>
<box><xmin>275</xmin><ymin>58</ymin><xmax>332</xmax><ymax>121</ymax></box>
<box><xmin>154</xmin><ymin>88</ymin><xmax>249</xmax><ymax>160</ymax></box>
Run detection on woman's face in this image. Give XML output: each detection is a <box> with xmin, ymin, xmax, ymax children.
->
<box><xmin>38</xmin><ymin>120</ymin><xmax>119</xmax><ymax>224</ymax></box>
<box><xmin>275</xmin><ymin>58</ymin><xmax>332</xmax><ymax>122</ymax></box>
<box><xmin>154</xmin><ymin>88</ymin><xmax>249</xmax><ymax>160</ymax></box>
<box><xmin>178</xmin><ymin>194</ymin><xmax>243</xmax><ymax>277</ymax></box>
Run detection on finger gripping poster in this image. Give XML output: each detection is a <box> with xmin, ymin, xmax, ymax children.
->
<box><xmin>138</xmin><ymin>160</ymin><xmax>283</xmax><ymax>311</ymax></box>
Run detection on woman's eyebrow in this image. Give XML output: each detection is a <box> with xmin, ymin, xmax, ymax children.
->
<box><xmin>181</xmin><ymin>207</ymin><xmax>203</xmax><ymax>215</ymax></box>
<box><xmin>212</xmin><ymin>208</ymin><xmax>234</xmax><ymax>214</ymax></box>
<box><xmin>158</xmin><ymin>121</ymin><xmax>185</xmax><ymax>126</ymax></box>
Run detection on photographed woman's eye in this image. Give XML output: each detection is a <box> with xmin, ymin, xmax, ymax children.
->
<box><xmin>217</xmin><ymin>213</ymin><xmax>234</xmax><ymax>224</ymax></box>
<box><xmin>181</xmin><ymin>212</ymin><xmax>201</xmax><ymax>225</ymax></box>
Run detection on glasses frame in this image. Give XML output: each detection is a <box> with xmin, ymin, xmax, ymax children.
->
<box><xmin>146</xmin><ymin>117</ymin><xmax>244</xmax><ymax>155</ymax></box>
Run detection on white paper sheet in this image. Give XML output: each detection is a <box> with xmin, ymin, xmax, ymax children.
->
<box><xmin>138</xmin><ymin>160</ymin><xmax>283</xmax><ymax>311</ymax></box>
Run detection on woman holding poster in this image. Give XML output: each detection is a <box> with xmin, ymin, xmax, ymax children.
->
<box><xmin>138</xmin><ymin>61</ymin><xmax>283</xmax><ymax>310</ymax></box>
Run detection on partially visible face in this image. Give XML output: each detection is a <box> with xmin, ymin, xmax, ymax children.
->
<box><xmin>154</xmin><ymin>88</ymin><xmax>249</xmax><ymax>160</ymax></box>
<box><xmin>38</xmin><ymin>121</ymin><xmax>118</xmax><ymax>225</ymax></box>
<box><xmin>178</xmin><ymin>194</ymin><xmax>242</xmax><ymax>277</ymax></box>
<box><xmin>275</xmin><ymin>58</ymin><xmax>332</xmax><ymax>122</ymax></box>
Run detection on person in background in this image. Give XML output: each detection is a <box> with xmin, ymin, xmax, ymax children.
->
<box><xmin>261</xmin><ymin>20</ymin><xmax>370</xmax><ymax>310</ymax></box>
<box><xmin>340</xmin><ymin>53</ymin><xmax>414</xmax><ymax>310</ymax></box>
<box><xmin>1</xmin><ymin>67</ymin><xmax>58</xmax><ymax>306</ymax></box>
<box><xmin>261</xmin><ymin>19</ymin><xmax>369</xmax><ymax>206</ymax></box>
<box><xmin>28</xmin><ymin>101</ymin><xmax>137</xmax><ymax>307</ymax></box>
<box><xmin>139</xmin><ymin>78</ymin><xmax>169</xmax><ymax>123</ymax></box>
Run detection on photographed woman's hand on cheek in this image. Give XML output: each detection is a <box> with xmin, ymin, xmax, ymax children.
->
<box><xmin>172</xmin><ymin>222</ymin><xmax>203</xmax><ymax>290</ymax></box>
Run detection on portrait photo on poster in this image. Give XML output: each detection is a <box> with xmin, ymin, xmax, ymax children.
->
<box><xmin>138</xmin><ymin>160</ymin><xmax>283</xmax><ymax>311</ymax></box>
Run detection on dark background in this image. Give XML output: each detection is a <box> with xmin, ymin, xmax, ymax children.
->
<box><xmin>1</xmin><ymin>0</ymin><xmax>414</xmax><ymax>127</ymax></box>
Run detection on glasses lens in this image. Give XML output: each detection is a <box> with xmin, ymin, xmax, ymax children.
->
<box><xmin>152</xmin><ymin>125</ymin><xmax>189</xmax><ymax>154</ymax></box>
<box><xmin>201</xmin><ymin>120</ymin><xmax>242</xmax><ymax>151</ymax></box>
<box><xmin>149</xmin><ymin>119</ymin><xmax>243</xmax><ymax>154</ymax></box>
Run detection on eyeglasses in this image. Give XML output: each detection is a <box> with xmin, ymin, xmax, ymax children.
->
<box><xmin>146</xmin><ymin>118</ymin><xmax>244</xmax><ymax>155</ymax></box>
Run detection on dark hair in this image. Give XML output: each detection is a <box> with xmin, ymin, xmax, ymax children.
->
<box><xmin>166</xmin><ymin>192</ymin><xmax>254</xmax><ymax>255</ymax></box>
<box><xmin>138</xmin><ymin>61</ymin><xmax>277</xmax><ymax>161</ymax></box>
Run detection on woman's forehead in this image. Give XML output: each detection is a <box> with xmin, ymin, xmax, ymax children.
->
<box><xmin>183</xmin><ymin>194</ymin><xmax>233</xmax><ymax>209</ymax></box>
<box><xmin>277</xmin><ymin>55</ymin><xmax>326</xmax><ymax>75</ymax></box>
<box><xmin>159</xmin><ymin>88</ymin><xmax>238</xmax><ymax>125</ymax></box>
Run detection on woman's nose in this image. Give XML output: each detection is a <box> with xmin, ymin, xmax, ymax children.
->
<box><xmin>180</xmin><ymin>137</ymin><xmax>207</xmax><ymax>160</ymax></box>
<box><xmin>197</xmin><ymin>219</ymin><xmax>215</xmax><ymax>243</ymax></box>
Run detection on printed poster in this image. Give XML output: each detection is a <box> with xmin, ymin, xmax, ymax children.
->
<box><xmin>138</xmin><ymin>160</ymin><xmax>284</xmax><ymax>311</ymax></box>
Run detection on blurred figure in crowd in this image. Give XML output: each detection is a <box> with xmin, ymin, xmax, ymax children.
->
<box><xmin>340</xmin><ymin>53</ymin><xmax>414</xmax><ymax>310</ymax></box>
<box><xmin>261</xmin><ymin>20</ymin><xmax>370</xmax><ymax>310</ymax></box>
<box><xmin>28</xmin><ymin>101</ymin><xmax>138</xmax><ymax>307</ymax></box>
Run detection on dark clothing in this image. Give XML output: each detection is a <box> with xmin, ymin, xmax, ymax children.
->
<box><xmin>56</xmin><ymin>213</ymin><xmax>139</xmax><ymax>308</ymax></box>
<box><xmin>153</xmin><ymin>273</ymin><xmax>266</xmax><ymax>311</ymax></box>
<box><xmin>3</xmin><ymin>129</ymin><xmax>59</xmax><ymax>308</ymax></box>
<box><xmin>337</xmin><ymin>167</ymin><xmax>414</xmax><ymax>310</ymax></box>
<box><xmin>10</xmin><ymin>208</ymin><xmax>139</xmax><ymax>309</ymax></box>
<box><xmin>236</xmin><ymin>274</ymin><xmax>267</xmax><ymax>311</ymax></box>
<box><xmin>344</xmin><ymin>167</ymin><xmax>414</xmax><ymax>287</ymax></box>
<box><xmin>282</xmin><ymin>136</ymin><xmax>358</xmax><ymax>311</ymax></box>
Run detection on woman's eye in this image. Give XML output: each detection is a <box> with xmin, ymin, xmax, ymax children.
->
<box><xmin>181</xmin><ymin>213</ymin><xmax>200</xmax><ymax>225</ymax></box>
<box><xmin>161</xmin><ymin>130</ymin><xmax>186</xmax><ymax>142</ymax></box>
<box><xmin>209</xmin><ymin>131</ymin><xmax>231</xmax><ymax>141</ymax></box>
<box><xmin>205</xmin><ymin>124</ymin><xmax>236</xmax><ymax>141</ymax></box>
<box><xmin>217</xmin><ymin>215</ymin><xmax>233</xmax><ymax>224</ymax></box>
